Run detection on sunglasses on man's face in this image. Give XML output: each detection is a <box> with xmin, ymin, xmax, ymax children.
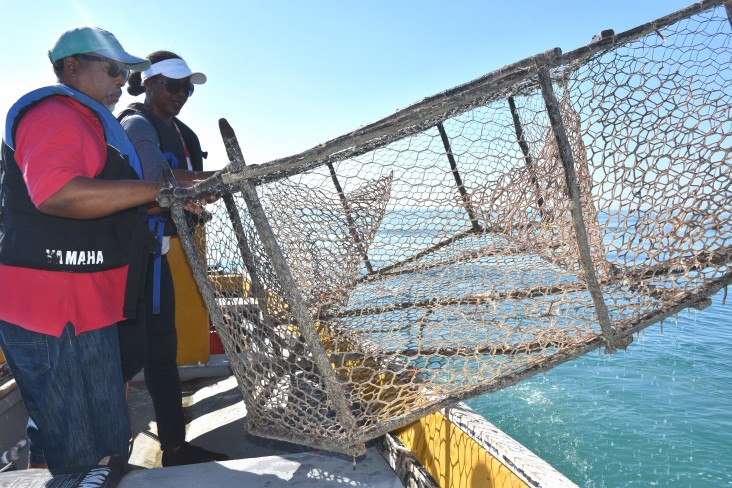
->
<box><xmin>73</xmin><ymin>54</ymin><xmax>130</xmax><ymax>82</ymax></box>
<box><xmin>150</xmin><ymin>78</ymin><xmax>195</xmax><ymax>97</ymax></box>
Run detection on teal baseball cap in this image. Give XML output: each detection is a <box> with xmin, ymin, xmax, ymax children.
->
<box><xmin>48</xmin><ymin>26</ymin><xmax>150</xmax><ymax>71</ymax></box>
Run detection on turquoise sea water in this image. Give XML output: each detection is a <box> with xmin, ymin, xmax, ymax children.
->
<box><xmin>466</xmin><ymin>288</ymin><xmax>731</xmax><ymax>487</ymax></box>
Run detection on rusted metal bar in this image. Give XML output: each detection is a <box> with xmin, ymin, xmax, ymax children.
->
<box><xmin>218</xmin><ymin>126</ymin><xmax>273</xmax><ymax>313</ymax></box>
<box><xmin>436</xmin><ymin>122</ymin><xmax>483</xmax><ymax>233</ymax></box>
<box><xmin>159</xmin><ymin>161</ymin><xmax>241</xmax><ymax>361</ymax></box>
<box><xmin>355</xmin><ymin>228</ymin><xmax>474</xmax><ymax>284</ymax></box>
<box><xmin>218</xmin><ymin>122</ymin><xmax>289</xmax><ymax>361</ymax></box>
<box><xmin>507</xmin><ymin>96</ymin><xmax>547</xmax><ymax>220</ymax></box>
<box><xmin>623</xmin><ymin>245</ymin><xmax>732</xmax><ymax>280</ymax></box>
<box><xmin>327</xmin><ymin>162</ymin><xmax>374</xmax><ymax>273</ymax></box>
<box><xmin>396</xmin><ymin>334</ymin><xmax>588</xmax><ymax>357</ymax></box>
<box><xmin>322</xmin><ymin>282</ymin><xmax>590</xmax><ymax>321</ymax></box>
<box><xmin>535</xmin><ymin>60</ymin><xmax>618</xmax><ymax>353</ymax></box>
<box><xmin>218</xmin><ymin>118</ymin><xmax>361</xmax><ymax>453</ymax></box>
<box><xmin>360</xmin><ymin>237</ymin><xmax>565</xmax><ymax>283</ymax></box>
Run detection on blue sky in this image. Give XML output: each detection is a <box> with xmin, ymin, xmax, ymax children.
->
<box><xmin>1</xmin><ymin>0</ymin><xmax>695</xmax><ymax>170</ymax></box>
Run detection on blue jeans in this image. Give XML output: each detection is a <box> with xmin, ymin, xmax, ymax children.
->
<box><xmin>0</xmin><ymin>320</ymin><xmax>130</xmax><ymax>473</ymax></box>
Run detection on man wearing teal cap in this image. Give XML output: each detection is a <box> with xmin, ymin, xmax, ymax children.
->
<box><xmin>47</xmin><ymin>26</ymin><xmax>151</xmax><ymax>71</ymax></box>
<box><xmin>0</xmin><ymin>26</ymin><xmax>202</xmax><ymax>474</ymax></box>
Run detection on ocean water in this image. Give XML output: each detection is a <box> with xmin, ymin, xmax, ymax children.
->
<box><xmin>466</xmin><ymin>288</ymin><xmax>731</xmax><ymax>487</ymax></box>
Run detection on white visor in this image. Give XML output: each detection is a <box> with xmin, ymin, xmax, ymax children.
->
<box><xmin>141</xmin><ymin>58</ymin><xmax>207</xmax><ymax>84</ymax></box>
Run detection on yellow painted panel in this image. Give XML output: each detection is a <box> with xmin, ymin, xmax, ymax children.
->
<box><xmin>209</xmin><ymin>274</ymin><xmax>246</xmax><ymax>295</ymax></box>
<box><xmin>0</xmin><ymin>347</ymin><xmax>4</xmax><ymax>364</ymax></box>
<box><xmin>168</xmin><ymin>235</ymin><xmax>209</xmax><ymax>365</ymax></box>
<box><xmin>394</xmin><ymin>411</ymin><xmax>528</xmax><ymax>488</ymax></box>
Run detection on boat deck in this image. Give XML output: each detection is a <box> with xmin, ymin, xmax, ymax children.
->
<box><xmin>0</xmin><ymin>357</ymin><xmax>403</xmax><ymax>487</ymax></box>
<box><xmin>123</xmin><ymin>368</ymin><xmax>402</xmax><ymax>487</ymax></box>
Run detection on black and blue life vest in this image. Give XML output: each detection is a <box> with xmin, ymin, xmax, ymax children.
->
<box><xmin>0</xmin><ymin>84</ymin><xmax>160</xmax><ymax>318</ymax></box>
<box><xmin>118</xmin><ymin>103</ymin><xmax>206</xmax><ymax>235</ymax></box>
<box><xmin>117</xmin><ymin>102</ymin><xmax>204</xmax><ymax>174</ymax></box>
<box><xmin>117</xmin><ymin>102</ymin><xmax>206</xmax><ymax>314</ymax></box>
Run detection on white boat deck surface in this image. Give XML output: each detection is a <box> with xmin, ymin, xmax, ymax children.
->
<box><xmin>121</xmin><ymin>449</ymin><xmax>401</xmax><ymax>487</ymax></box>
<box><xmin>123</xmin><ymin>363</ymin><xmax>402</xmax><ymax>487</ymax></box>
<box><xmin>0</xmin><ymin>357</ymin><xmax>403</xmax><ymax>487</ymax></box>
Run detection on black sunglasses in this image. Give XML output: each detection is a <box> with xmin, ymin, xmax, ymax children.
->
<box><xmin>150</xmin><ymin>77</ymin><xmax>195</xmax><ymax>97</ymax></box>
<box><xmin>73</xmin><ymin>53</ymin><xmax>130</xmax><ymax>82</ymax></box>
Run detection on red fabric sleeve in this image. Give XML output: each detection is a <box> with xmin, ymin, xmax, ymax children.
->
<box><xmin>14</xmin><ymin>96</ymin><xmax>106</xmax><ymax>207</ymax></box>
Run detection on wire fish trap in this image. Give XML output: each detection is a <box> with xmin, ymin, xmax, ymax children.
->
<box><xmin>159</xmin><ymin>0</ymin><xmax>732</xmax><ymax>456</ymax></box>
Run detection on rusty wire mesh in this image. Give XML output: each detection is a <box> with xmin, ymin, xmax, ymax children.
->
<box><xmin>164</xmin><ymin>0</ymin><xmax>732</xmax><ymax>455</ymax></box>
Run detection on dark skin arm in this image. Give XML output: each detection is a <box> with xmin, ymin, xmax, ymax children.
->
<box><xmin>38</xmin><ymin>176</ymin><xmax>208</xmax><ymax>219</ymax></box>
<box><xmin>37</xmin><ymin>176</ymin><xmax>164</xmax><ymax>219</ymax></box>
